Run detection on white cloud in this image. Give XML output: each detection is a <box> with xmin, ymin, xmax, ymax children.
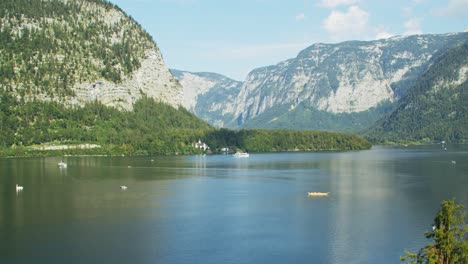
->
<box><xmin>295</xmin><ymin>13</ymin><xmax>306</xmax><ymax>21</ymax></box>
<box><xmin>403</xmin><ymin>18</ymin><xmax>423</xmax><ymax>35</ymax></box>
<box><xmin>320</xmin><ymin>0</ymin><xmax>360</xmax><ymax>8</ymax></box>
<box><xmin>434</xmin><ymin>0</ymin><xmax>468</xmax><ymax>17</ymax></box>
<box><xmin>322</xmin><ymin>6</ymin><xmax>370</xmax><ymax>41</ymax></box>
<box><xmin>375</xmin><ymin>31</ymin><xmax>393</xmax><ymax>40</ymax></box>
<box><xmin>374</xmin><ymin>25</ymin><xmax>394</xmax><ymax>40</ymax></box>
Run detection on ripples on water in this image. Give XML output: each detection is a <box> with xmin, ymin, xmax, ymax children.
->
<box><xmin>1</xmin><ymin>145</ymin><xmax>467</xmax><ymax>263</ymax></box>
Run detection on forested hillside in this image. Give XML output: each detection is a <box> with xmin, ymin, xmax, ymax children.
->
<box><xmin>0</xmin><ymin>0</ymin><xmax>152</xmax><ymax>95</ymax></box>
<box><xmin>0</xmin><ymin>92</ymin><xmax>211</xmax><ymax>156</ymax></box>
<box><xmin>0</xmin><ymin>90</ymin><xmax>371</xmax><ymax>156</ymax></box>
<box><xmin>366</xmin><ymin>41</ymin><xmax>468</xmax><ymax>143</ymax></box>
<box><xmin>0</xmin><ymin>0</ymin><xmax>181</xmax><ymax>109</ymax></box>
<box><xmin>242</xmin><ymin>101</ymin><xmax>394</xmax><ymax>132</ymax></box>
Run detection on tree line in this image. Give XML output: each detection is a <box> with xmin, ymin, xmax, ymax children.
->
<box><xmin>0</xmin><ymin>92</ymin><xmax>371</xmax><ymax>157</ymax></box>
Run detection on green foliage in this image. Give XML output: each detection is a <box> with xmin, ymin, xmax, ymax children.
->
<box><xmin>241</xmin><ymin>101</ymin><xmax>395</xmax><ymax>133</ymax></box>
<box><xmin>401</xmin><ymin>199</ymin><xmax>468</xmax><ymax>264</ymax></box>
<box><xmin>0</xmin><ymin>89</ymin><xmax>371</xmax><ymax>157</ymax></box>
<box><xmin>0</xmin><ymin>91</ymin><xmax>211</xmax><ymax>156</ymax></box>
<box><xmin>366</xmin><ymin>42</ymin><xmax>468</xmax><ymax>144</ymax></box>
<box><xmin>0</xmin><ymin>0</ymin><xmax>154</xmax><ymax>98</ymax></box>
<box><xmin>205</xmin><ymin>129</ymin><xmax>371</xmax><ymax>153</ymax></box>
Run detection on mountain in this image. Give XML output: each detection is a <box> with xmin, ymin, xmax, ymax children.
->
<box><xmin>2</xmin><ymin>1</ymin><xmax>460</xmax><ymax>151</ymax></box>
<box><xmin>0</xmin><ymin>0</ymin><xmax>211</xmax><ymax>155</ymax></box>
<box><xmin>192</xmin><ymin>33</ymin><xmax>466</xmax><ymax>131</ymax></box>
<box><xmin>366</xmin><ymin>41</ymin><xmax>468</xmax><ymax>143</ymax></box>
<box><xmin>0</xmin><ymin>0</ymin><xmax>182</xmax><ymax>110</ymax></box>
<box><xmin>0</xmin><ymin>0</ymin><xmax>372</xmax><ymax>156</ymax></box>
<box><xmin>171</xmin><ymin>70</ymin><xmax>242</xmax><ymax>127</ymax></box>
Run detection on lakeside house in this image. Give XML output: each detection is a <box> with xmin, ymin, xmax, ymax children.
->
<box><xmin>194</xmin><ymin>140</ymin><xmax>210</xmax><ymax>151</ymax></box>
<box><xmin>220</xmin><ymin>147</ymin><xmax>230</xmax><ymax>153</ymax></box>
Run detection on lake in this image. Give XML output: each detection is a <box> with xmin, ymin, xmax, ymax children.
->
<box><xmin>1</xmin><ymin>145</ymin><xmax>467</xmax><ymax>263</ymax></box>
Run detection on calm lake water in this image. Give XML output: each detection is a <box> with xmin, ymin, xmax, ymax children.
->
<box><xmin>1</xmin><ymin>145</ymin><xmax>467</xmax><ymax>263</ymax></box>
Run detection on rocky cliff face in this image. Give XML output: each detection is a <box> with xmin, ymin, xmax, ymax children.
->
<box><xmin>0</xmin><ymin>0</ymin><xmax>182</xmax><ymax>110</ymax></box>
<box><xmin>71</xmin><ymin>49</ymin><xmax>182</xmax><ymax>110</ymax></box>
<box><xmin>171</xmin><ymin>70</ymin><xmax>242</xmax><ymax>127</ymax></box>
<box><xmin>231</xmin><ymin>33</ymin><xmax>468</xmax><ymax>127</ymax></box>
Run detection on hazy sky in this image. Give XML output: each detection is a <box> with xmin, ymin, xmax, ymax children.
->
<box><xmin>110</xmin><ymin>0</ymin><xmax>468</xmax><ymax>80</ymax></box>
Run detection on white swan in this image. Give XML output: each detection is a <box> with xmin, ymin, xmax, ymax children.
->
<box><xmin>120</xmin><ymin>186</ymin><xmax>128</xmax><ymax>190</ymax></box>
<box><xmin>16</xmin><ymin>184</ymin><xmax>24</xmax><ymax>191</ymax></box>
<box><xmin>58</xmin><ymin>161</ymin><xmax>67</xmax><ymax>168</ymax></box>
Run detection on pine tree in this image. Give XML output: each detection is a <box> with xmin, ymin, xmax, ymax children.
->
<box><xmin>401</xmin><ymin>199</ymin><xmax>468</xmax><ymax>264</ymax></box>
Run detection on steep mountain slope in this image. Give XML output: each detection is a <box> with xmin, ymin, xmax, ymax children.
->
<box><xmin>242</xmin><ymin>100</ymin><xmax>394</xmax><ymax>132</ymax></box>
<box><xmin>171</xmin><ymin>70</ymin><xmax>242</xmax><ymax>127</ymax></box>
<box><xmin>366</xmin><ymin>41</ymin><xmax>468</xmax><ymax>143</ymax></box>
<box><xmin>0</xmin><ymin>0</ymin><xmax>182</xmax><ymax>109</ymax></box>
<box><xmin>0</xmin><ymin>0</ymin><xmax>212</xmax><ymax>155</ymax></box>
<box><xmin>227</xmin><ymin>33</ymin><xmax>467</xmax><ymax>130</ymax></box>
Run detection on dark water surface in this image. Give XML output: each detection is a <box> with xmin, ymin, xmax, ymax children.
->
<box><xmin>1</xmin><ymin>145</ymin><xmax>467</xmax><ymax>263</ymax></box>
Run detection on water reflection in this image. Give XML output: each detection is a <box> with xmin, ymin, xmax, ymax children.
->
<box><xmin>324</xmin><ymin>147</ymin><xmax>468</xmax><ymax>263</ymax></box>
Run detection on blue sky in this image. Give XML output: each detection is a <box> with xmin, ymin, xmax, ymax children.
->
<box><xmin>110</xmin><ymin>0</ymin><xmax>467</xmax><ymax>80</ymax></box>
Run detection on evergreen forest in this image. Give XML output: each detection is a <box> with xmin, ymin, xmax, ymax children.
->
<box><xmin>0</xmin><ymin>91</ymin><xmax>371</xmax><ymax>157</ymax></box>
<box><xmin>366</xmin><ymin>41</ymin><xmax>468</xmax><ymax>144</ymax></box>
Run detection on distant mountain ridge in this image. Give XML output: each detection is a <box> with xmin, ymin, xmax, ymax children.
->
<box><xmin>174</xmin><ymin>32</ymin><xmax>468</xmax><ymax>132</ymax></box>
<box><xmin>0</xmin><ymin>0</ymin><xmax>182</xmax><ymax>110</ymax></box>
<box><xmin>171</xmin><ymin>70</ymin><xmax>242</xmax><ymax>127</ymax></box>
<box><xmin>232</xmin><ymin>33</ymin><xmax>468</xmax><ymax>129</ymax></box>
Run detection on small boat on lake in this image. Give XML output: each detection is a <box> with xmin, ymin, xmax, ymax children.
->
<box><xmin>16</xmin><ymin>184</ymin><xmax>24</xmax><ymax>191</ymax></box>
<box><xmin>307</xmin><ymin>192</ymin><xmax>329</xmax><ymax>197</ymax></box>
<box><xmin>233</xmin><ymin>152</ymin><xmax>249</xmax><ymax>158</ymax></box>
<box><xmin>58</xmin><ymin>161</ymin><xmax>67</xmax><ymax>168</ymax></box>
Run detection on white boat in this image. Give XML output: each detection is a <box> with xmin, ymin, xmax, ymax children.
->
<box><xmin>233</xmin><ymin>152</ymin><xmax>249</xmax><ymax>158</ymax></box>
<box><xmin>307</xmin><ymin>192</ymin><xmax>330</xmax><ymax>197</ymax></box>
<box><xmin>16</xmin><ymin>184</ymin><xmax>24</xmax><ymax>191</ymax></box>
<box><xmin>58</xmin><ymin>161</ymin><xmax>67</xmax><ymax>168</ymax></box>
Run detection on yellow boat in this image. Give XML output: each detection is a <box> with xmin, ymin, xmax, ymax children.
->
<box><xmin>307</xmin><ymin>192</ymin><xmax>330</xmax><ymax>197</ymax></box>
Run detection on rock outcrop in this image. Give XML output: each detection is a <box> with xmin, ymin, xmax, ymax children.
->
<box><xmin>171</xmin><ymin>70</ymin><xmax>242</xmax><ymax>127</ymax></box>
<box><xmin>0</xmin><ymin>0</ymin><xmax>182</xmax><ymax>110</ymax></box>
<box><xmin>71</xmin><ymin>49</ymin><xmax>182</xmax><ymax>110</ymax></box>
